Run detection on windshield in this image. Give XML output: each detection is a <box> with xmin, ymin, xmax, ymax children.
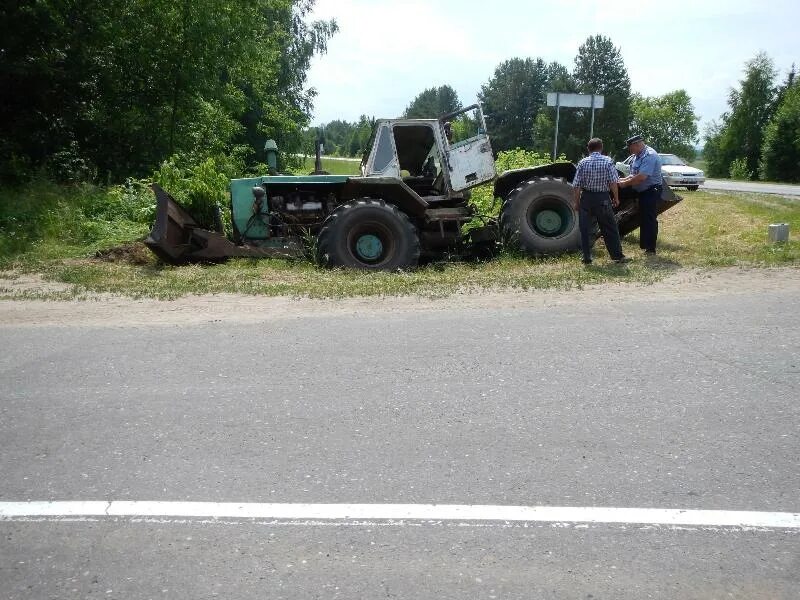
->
<box><xmin>659</xmin><ymin>154</ymin><xmax>687</xmax><ymax>166</ymax></box>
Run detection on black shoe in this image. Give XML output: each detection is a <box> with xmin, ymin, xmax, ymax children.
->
<box><xmin>582</xmin><ymin>259</ymin><xmax>592</xmax><ymax>265</ymax></box>
<box><xmin>613</xmin><ymin>256</ymin><xmax>632</xmax><ymax>264</ymax></box>
<box><xmin>645</xmin><ymin>250</ymin><xmax>656</xmax><ymax>255</ymax></box>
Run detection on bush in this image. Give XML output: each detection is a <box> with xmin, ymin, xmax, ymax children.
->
<box><xmin>0</xmin><ymin>178</ymin><xmax>154</xmax><ymax>264</ymax></box>
<box><xmin>46</xmin><ymin>141</ymin><xmax>97</xmax><ymax>183</ymax></box>
<box><xmin>729</xmin><ymin>157</ymin><xmax>753</xmax><ymax>180</ymax></box>
<box><xmin>469</xmin><ymin>149</ymin><xmax>569</xmax><ymax>217</ymax></box>
<box><xmin>760</xmin><ymin>83</ymin><xmax>800</xmax><ymax>182</ymax></box>
<box><xmin>0</xmin><ymin>152</ymin><xmax>33</xmax><ymax>185</ymax></box>
<box><xmin>152</xmin><ymin>156</ymin><xmax>231</xmax><ymax>233</ymax></box>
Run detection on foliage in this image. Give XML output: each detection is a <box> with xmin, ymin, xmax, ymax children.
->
<box><xmin>529</xmin><ymin>37</ymin><xmax>632</xmax><ymax>162</ymax></box>
<box><xmin>0</xmin><ymin>0</ymin><xmax>337</xmax><ymax>183</ymax></box>
<box><xmin>760</xmin><ymin>79</ymin><xmax>800</xmax><ymax>182</ymax></box>
<box><xmin>0</xmin><ymin>179</ymin><xmax>153</xmax><ymax>265</ymax></box>
<box><xmin>531</xmin><ymin>63</ymin><xmax>586</xmax><ymax>160</ymax></box>
<box><xmin>630</xmin><ymin>90</ymin><xmax>699</xmax><ymax>160</ymax></box>
<box><xmin>468</xmin><ymin>149</ymin><xmax>568</xmax><ymax>216</ymax></box>
<box><xmin>153</xmin><ymin>156</ymin><xmax>231</xmax><ymax>232</ymax></box>
<box><xmin>772</xmin><ymin>64</ymin><xmax>796</xmax><ymax>115</ymax></box>
<box><xmin>495</xmin><ymin>148</ymin><xmax>561</xmax><ymax>172</ymax></box>
<box><xmin>701</xmin><ymin>120</ymin><xmax>724</xmax><ymax>178</ymax></box>
<box><xmin>403</xmin><ymin>85</ymin><xmax>462</xmax><ymax>119</ymax></box>
<box><xmin>728</xmin><ymin>158</ymin><xmax>753</xmax><ymax>180</ymax></box>
<box><xmin>705</xmin><ymin>52</ymin><xmax>778</xmax><ymax>179</ymax></box>
<box><xmin>479</xmin><ymin>58</ymin><xmax>553</xmax><ymax>152</ymax></box>
<box><xmin>304</xmin><ymin>115</ymin><xmax>375</xmax><ymax>158</ymax></box>
<box><xmin>572</xmin><ymin>35</ymin><xmax>632</xmax><ymax>158</ymax></box>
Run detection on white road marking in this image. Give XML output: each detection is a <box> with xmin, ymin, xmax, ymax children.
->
<box><xmin>1</xmin><ymin>502</ymin><xmax>798</xmax><ymax>530</ymax></box>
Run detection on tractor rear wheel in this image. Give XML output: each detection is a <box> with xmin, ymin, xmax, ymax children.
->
<box><xmin>500</xmin><ymin>177</ymin><xmax>581</xmax><ymax>255</ymax></box>
<box><xmin>317</xmin><ymin>199</ymin><xmax>420</xmax><ymax>270</ymax></box>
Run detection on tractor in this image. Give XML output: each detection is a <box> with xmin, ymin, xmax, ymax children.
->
<box><xmin>145</xmin><ymin>103</ymin><xmax>681</xmax><ymax>268</ymax></box>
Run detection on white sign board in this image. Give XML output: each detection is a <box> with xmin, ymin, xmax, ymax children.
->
<box><xmin>546</xmin><ymin>93</ymin><xmax>604</xmax><ymax>109</ymax></box>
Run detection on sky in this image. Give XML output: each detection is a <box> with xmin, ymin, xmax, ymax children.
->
<box><xmin>304</xmin><ymin>0</ymin><xmax>800</xmax><ymax>139</ymax></box>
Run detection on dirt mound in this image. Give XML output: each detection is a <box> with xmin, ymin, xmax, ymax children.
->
<box><xmin>94</xmin><ymin>241</ymin><xmax>154</xmax><ymax>265</ymax></box>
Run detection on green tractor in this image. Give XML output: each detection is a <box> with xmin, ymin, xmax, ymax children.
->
<box><xmin>145</xmin><ymin>104</ymin><xmax>681</xmax><ymax>269</ymax></box>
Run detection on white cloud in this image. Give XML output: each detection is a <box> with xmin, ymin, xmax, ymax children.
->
<box><xmin>306</xmin><ymin>0</ymin><xmax>800</xmax><ymax>136</ymax></box>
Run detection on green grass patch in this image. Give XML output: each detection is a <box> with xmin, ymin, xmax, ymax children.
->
<box><xmin>659</xmin><ymin>189</ymin><xmax>800</xmax><ymax>266</ymax></box>
<box><xmin>0</xmin><ymin>179</ymin><xmax>152</xmax><ymax>269</ymax></box>
<box><xmin>1</xmin><ymin>185</ymin><xmax>798</xmax><ymax>300</ymax></box>
<box><xmin>12</xmin><ymin>254</ymin><xmax>658</xmax><ymax>301</ymax></box>
<box><xmin>297</xmin><ymin>156</ymin><xmax>361</xmax><ymax>176</ymax></box>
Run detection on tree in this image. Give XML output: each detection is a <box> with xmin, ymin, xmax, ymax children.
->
<box><xmin>760</xmin><ymin>80</ymin><xmax>800</xmax><ymax>182</ymax></box>
<box><xmin>630</xmin><ymin>90</ymin><xmax>699</xmax><ymax>160</ymax></box>
<box><xmin>316</xmin><ymin>120</ymin><xmax>356</xmax><ymax>155</ymax></box>
<box><xmin>479</xmin><ymin>58</ymin><xmax>551</xmax><ymax>152</ymax></box>
<box><xmin>572</xmin><ymin>35</ymin><xmax>631</xmax><ymax>157</ymax></box>
<box><xmin>531</xmin><ymin>62</ymin><xmax>585</xmax><ymax>160</ymax></box>
<box><xmin>705</xmin><ymin>52</ymin><xmax>777</xmax><ymax>179</ymax></box>
<box><xmin>403</xmin><ymin>85</ymin><xmax>462</xmax><ymax>119</ymax></box>
<box><xmin>0</xmin><ymin>0</ymin><xmax>337</xmax><ymax>181</ymax></box>
<box><xmin>773</xmin><ymin>64</ymin><xmax>796</xmax><ymax>113</ymax></box>
<box><xmin>347</xmin><ymin>115</ymin><xmax>376</xmax><ymax>158</ymax></box>
<box><xmin>701</xmin><ymin>120</ymin><xmax>724</xmax><ymax>177</ymax></box>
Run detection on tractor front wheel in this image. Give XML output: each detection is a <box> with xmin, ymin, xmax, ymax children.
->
<box><xmin>500</xmin><ymin>177</ymin><xmax>581</xmax><ymax>255</ymax></box>
<box><xmin>317</xmin><ymin>199</ymin><xmax>420</xmax><ymax>270</ymax></box>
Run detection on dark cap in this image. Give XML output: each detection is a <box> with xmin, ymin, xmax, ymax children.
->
<box><xmin>625</xmin><ymin>134</ymin><xmax>644</xmax><ymax>146</ymax></box>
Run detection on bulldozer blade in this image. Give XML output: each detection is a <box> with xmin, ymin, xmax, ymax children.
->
<box><xmin>616</xmin><ymin>185</ymin><xmax>682</xmax><ymax>237</ymax></box>
<box><xmin>145</xmin><ymin>184</ymin><xmax>304</xmax><ymax>264</ymax></box>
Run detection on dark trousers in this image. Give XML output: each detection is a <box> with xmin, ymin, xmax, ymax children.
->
<box><xmin>638</xmin><ymin>186</ymin><xmax>661</xmax><ymax>251</ymax></box>
<box><xmin>579</xmin><ymin>191</ymin><xmax>623</xmax><ymax>261</ymax></box>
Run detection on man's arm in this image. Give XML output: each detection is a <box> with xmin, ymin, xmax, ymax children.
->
<box><xmin>620</xmin><ymin>152</ymin><xmax>658</xmax><ymax>188</ymax></box>
<box><xmin>619</xmin><ymin>173</ymin><xmax>647</xmax><ymax>188</ymax></box>
<box><xmin>573</xmin><ymin>185</ymin><xmax>581</xmax><ymax>210</ymax></box>
<box><xmin>609</xmin><ymin>181</ymin><xmax>619</xmax><ymax>207</ymax></box>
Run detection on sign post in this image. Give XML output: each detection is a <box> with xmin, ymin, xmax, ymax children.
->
<box><xmin>552</xmin><ymin>93</ymin><xmax>561</xmax><ymax>161</ymax></box>
<box><xmin>546</xmin><ymin>93</ymin><xmax>604</xmax><ymax>160</ymax></box>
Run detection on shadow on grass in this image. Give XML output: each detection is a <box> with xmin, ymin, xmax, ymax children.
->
<box><xmin>643</xmin><ymin>255</ymin><xmax>682</xmax><ymax>270</ymax></box>
<box><xmin>650</xmin><ymin>240</ymin><xmax>685</xmax><ymax>252</ymax></box>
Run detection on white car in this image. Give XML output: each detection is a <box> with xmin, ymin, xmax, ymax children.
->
<box><xmin>616</xmin><ymin>153</ymin><xmax>705</xmax><ymax>191</ymax></box>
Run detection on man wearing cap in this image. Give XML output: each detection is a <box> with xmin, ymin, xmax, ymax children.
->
<box><xmin>618</xmin><ymin>135</ymin><xmax>663</xmax><ymax>255</ymax></box>
<box><xmin>571</xmin><ymin>137</ymin><xmax>630</xmax><ymax>265</ymax></box>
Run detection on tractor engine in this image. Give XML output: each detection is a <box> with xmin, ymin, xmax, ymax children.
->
<box><xmin>248</xmin><ymin>186</ymin><xmax>335</xmax><ymax>239</ymax></box>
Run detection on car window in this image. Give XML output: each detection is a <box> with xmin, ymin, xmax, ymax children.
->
<box><xmin>659</xmin><ymin>154</ymin><xmax>686</xmax><ymax>166</ymax></box>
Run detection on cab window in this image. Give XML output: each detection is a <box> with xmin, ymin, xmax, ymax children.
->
<box><xmin>372</xmin><ymin>125</ymin><xmax>394</xmax><ymax>172</ymax></box>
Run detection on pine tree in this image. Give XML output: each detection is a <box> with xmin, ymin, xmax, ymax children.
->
<box><xmin>573</xmin><ymin>35</ymin><xmax>632</xmax><ymax>155</ymax></box>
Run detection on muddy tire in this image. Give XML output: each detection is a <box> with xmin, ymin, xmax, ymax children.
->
<box><xmin>500</xmin><ymin>177</ymin><xmax>581</xmax><ymax>255</ymax></box>
<box><xmin>317</xmin><ymin>199</ymin><xmax>420</xmax><ymax>270</ymax></box>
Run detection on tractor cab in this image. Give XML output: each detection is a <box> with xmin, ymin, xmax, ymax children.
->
<box><xmin>361</xmin><ymin>103</ymin><xmax>495</xmax><ymax>199</ymax></box>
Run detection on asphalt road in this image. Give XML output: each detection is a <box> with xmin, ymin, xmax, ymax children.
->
<box><xmin>1</xmin><ymin>281</ymin><xmax>799</xmax><ymax>599</ymax></box>
<box><xmin>703</xmin><ymin>178</ymin><xmax>800</xmax><ymax>196</ymax></box>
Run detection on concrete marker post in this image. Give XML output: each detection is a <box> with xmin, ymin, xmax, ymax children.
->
<box><xmin>768</xmin><ymin>223</ymin><xmax>789</xmax><ymax>242</ymax></box>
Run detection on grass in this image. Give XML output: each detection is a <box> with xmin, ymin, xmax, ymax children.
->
<box><xmin>1</xmin><ymin>188</ymin><xmax>798</xmax><ymax>300</ymax></box>
<box><xmin>297</xmin><ymin>155</ymin><xmax>361</xmax><ymax>176</ymax></box>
